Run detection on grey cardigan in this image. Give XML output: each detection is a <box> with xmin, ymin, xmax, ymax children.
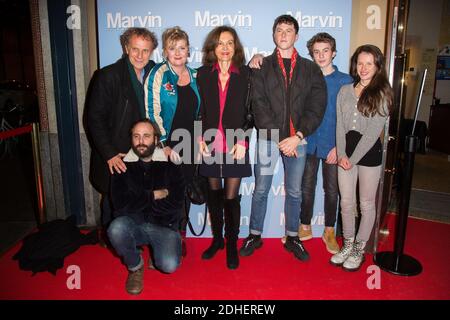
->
<box><xmin>336</xmin><ymin>84</ymin><xmax>388</xmax><ymax>165</ymax></box>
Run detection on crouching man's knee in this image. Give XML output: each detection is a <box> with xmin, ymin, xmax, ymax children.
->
<box><xmin>107</xmin><ymin>216</ymin><xmax>134</xmax><ymax>243</ymax></box>
<box><xmin>156</xmin><ymin>256</ymin><xmax>180</xmax><ymax>274</ymax></box>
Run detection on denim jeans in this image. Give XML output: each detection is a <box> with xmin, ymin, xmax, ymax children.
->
<box><xmin>300</xmin><ymin>153</ymin><xmax>339</xmax><ymax>227</ymax></box>
<box><xmin>249</xmin><ymin>139</ymin><xmax>306</xmax><ymax>236</ymax></box>
<box><xmin>107</xmin><ymin>216</ymin><xmax>181</xmax><ymax>273</ymax></box>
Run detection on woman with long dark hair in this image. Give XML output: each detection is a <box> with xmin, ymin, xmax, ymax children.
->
<box><xmin>331</xmin><ymin>44</ymin><xmax>393</xmax><ymax>271</ymax></box>
<box><xmin>197</xmin><ymin>26</ymin><xmax>252</xmax><ymax>269</ymax></box>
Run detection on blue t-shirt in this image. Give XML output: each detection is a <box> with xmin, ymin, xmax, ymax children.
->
<box><xmin>306</xmin><ymin>66</ymin><xmax>353</xmax><ymax>159</ymax></box>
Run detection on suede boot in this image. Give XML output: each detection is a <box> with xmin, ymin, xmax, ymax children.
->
<box><xmin>201</xmin><ymin>189</ymin><xmax>225</xmax><ymax>259</ymax></box>
<box><xmin>224</xmin><ymin>197</ymin><xmax>241</xmax><ymax>269</ymax></box>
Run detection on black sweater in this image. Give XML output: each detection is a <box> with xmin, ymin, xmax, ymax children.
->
<box><xmin>110</xmin><ymin>160</ymin><xmax>185</xmax><ymax>231</ymax></box>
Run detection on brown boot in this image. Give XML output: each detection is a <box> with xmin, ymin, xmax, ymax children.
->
<box><xmin>298</xmin><ymin>224</ymin><xmax>313</xmax><ymax>241</ymax></box>
<box><xmin>322</xmin><ymin>228</ymin><xmax>339</xmax><ymax>254</ymax></box>
<box><xmin>125</xmin><ymin>266</ymin><xmax>144</xmax><ymax>295</ymax></box>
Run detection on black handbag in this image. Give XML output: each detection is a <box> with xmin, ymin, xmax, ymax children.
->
<box><xmin>185</xmin><ymin>165</ymin><xmax>208</xmax><ymax>236</ymax></box>
<box><xmin>186</xmin><ymin>164</ymin><xmax>208</xmax><ymax>205</ymax></box>
<box><xmin>242</xmin><ymin>70</ymin><xmax>254</xmax><ymax>131</ymax></box>
<box><xmin>186</xmin><ymin>196</ymin><xmax>208</xmax><ymax>237</ymax></box>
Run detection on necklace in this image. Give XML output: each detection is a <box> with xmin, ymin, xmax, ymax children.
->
<box><xmin>358</xmin><ymin>82</ymin><xmax>368</xmax><ymax>88</ymax></box>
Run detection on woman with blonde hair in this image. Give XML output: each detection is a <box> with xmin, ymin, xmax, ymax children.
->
<box><xmin>145</xmin><ymin>26</ymin><xmax>201</xmax><ymax>256</ymax></box>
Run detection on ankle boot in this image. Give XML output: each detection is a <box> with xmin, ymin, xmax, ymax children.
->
<box><xmin>343</xmin><ymin>239</ymin><xmax>366</xmax><ymax>271</ymax></box>
<box><xmin>224</xmin><ymin>197</ymin><xmax>241</xmax><ymax>269</ymax></box>
<box><xmin>201</xmin><ymin>189</ymin><xmax>224</xmax><ymax>259</ymax></box>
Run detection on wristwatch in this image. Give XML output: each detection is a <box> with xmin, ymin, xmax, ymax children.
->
<box><xmin>295</xmin><ymin>132</ymin><xmax>303</xmax><ymax>141</ymax></box>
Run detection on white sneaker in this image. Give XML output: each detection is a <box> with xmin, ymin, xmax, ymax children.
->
<box><xmin>330</xmin><ymin>238</ymin><xmax>354</xmax><ymax>266</ymax></box>
<box><xmin>343</xmin><ymin>240</ymin><xmax>366</xmax><ymax>271</ymax></box>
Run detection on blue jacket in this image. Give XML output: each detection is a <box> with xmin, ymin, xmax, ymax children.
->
<box><xmin>145</xmin><ymin>61</ymin><xmax>201</xmax><ymax>142</ymax></box>
<box><xmin>306</xmin><ymin>66</ymin><xmax>353</xmax><ymax>159</ymax></box>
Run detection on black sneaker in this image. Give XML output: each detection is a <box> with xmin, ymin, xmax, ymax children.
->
<box><xmin>284</xmin><ymin>236</ymin><xmax>310</xmax><ymax>261</ymax></box>
<box><xmin>239</xmin><ymin>234</ymin><xmax>263</xmax><ymax>257</ymax></box>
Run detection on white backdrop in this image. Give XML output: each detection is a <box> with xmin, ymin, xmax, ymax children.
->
<box><xmin>96</xmin><ymin>0</ymin><xmax>353</xmax><ymax>238</ymax></box>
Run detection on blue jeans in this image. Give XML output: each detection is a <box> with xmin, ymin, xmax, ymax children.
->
<box><xmin>249</xmin><ymin>139</ymin><xmax>306</xmax><ymax>236</ymax></box>
<box><xmin>107</xmin><ymin>216</ymin><xmax>181</xmax><ymax>273</ymax></box>
<box><xmin>300</xmin><ymin>153</ymin><xmax>339</xmax><ymax>227</ymax></box>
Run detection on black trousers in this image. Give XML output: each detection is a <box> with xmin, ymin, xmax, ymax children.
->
<box><xmin>300</xmin><ymin>153</ymin><xmax>339</xmax><ymax>227</ymax></box>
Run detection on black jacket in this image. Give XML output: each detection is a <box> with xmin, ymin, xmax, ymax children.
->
<box><xmin>110</xmin><ymin>160</ymin><xmax>185</xmax><ymax>231</ymax></box>
<box><xmin>252</xmin><ymin>49</ymin><xmax>327</xmax><ymax>141</ymax></box>
<box><xmin>197</xmin><ymin>65</ymin><xmax>251</xmax><ymax>146</ymax></box>
<box><xmin>13</xmin><ymin>215</ymin><xmax>98</xmax><ymax>275</ymax></box>
<box><xmin>86</xmin><ymin>57</ymin><xmax>155</xmax><ymax>193</ymax></box>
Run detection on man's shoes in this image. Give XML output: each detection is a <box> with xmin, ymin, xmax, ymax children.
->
<box><xmin>202</xmin><ymin>238</ymin><xmax>224</xmax><ymax>260</ymax></box>
<box><xmin>298</xmin><ymin>224</ymin><xmax>313</xmax><ymax>241</ymax></box>
<box><xmin>125</xmin><ymin>266</ymin><xmax>144</xmax><ymax>295</ymax></box>
<box><xmin>342</xmin><ymin>240</ymin><xmax>366</xmax><ymax>272</ymax></box>
<box><xmin>239</xmin><ymin>234</ymin><xmax>262</xmax><ymax>257</ymax></box>
<box><xmin>330</xmin><ymin>237</ymin><xmax>354</xmax><ymax>266</ymax></box>
<box><xmin>322</xmin><ymin>228</ymin><xmax>340</xmax><ymax>254</ymax></box>
<box><xmin>284</xmin><ymin>236</ymin><xmax>310</xmax><ymax>261</ymax></box>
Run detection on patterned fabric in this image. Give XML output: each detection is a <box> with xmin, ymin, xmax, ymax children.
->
<box><xmin>276</xmin><ymin>48</ymin><xmax>298</xmax><ymax>137</ymax></box>
<box><xmin>144</xmin><ymin>61</ymin><xmax>201</xmax><ymax>142</ymax></box>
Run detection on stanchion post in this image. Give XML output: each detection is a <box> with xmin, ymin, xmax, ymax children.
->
<box><xmin>374</xmin><ymin>68</ymin><xmax>427</xmax><ymax>276</ymax></box>
<box><xmin>393</xmin><ymin>135</ymin><xmax>417</xmax><ymax>265</ymax></box>
<box><xmin>374</xmin><ymin>134</ymin><xmax>423</xmax><ymax>276</ymax></box>
<box><xmin>31</xmin><ymin>122</ymin><xmax>46</xmax><ymax>224</ymax></box>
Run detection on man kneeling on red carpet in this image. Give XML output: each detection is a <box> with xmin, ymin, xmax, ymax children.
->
<box><xmin>108</xmin><ymin>119</ymin><xmax>185</xmax><ymax>295</ymax></box>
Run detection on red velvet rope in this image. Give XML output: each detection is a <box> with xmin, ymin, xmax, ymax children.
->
<box><xmin>0</xmin><ymin>124</ymin><xmax>33</xmax><ymax>140</ymax></box>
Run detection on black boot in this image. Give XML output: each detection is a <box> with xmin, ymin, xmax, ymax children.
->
<box><xmin>202</xmin><ymin>189</ymin><xmax>225</xmax><ymax>259</ymax></box>
<box><xmin>224</xmin><ymin>197</ymin><xmax>241</xmax><ymax>269</ymax></box>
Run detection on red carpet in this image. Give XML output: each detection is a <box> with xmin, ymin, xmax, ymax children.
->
<box><xmin>0</xmin><ymin>213</ymin><xmax>449</xmax><ymax>300</ymax></box>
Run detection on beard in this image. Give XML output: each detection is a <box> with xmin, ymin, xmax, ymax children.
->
<box><xmin>132</xmin><ymin>142</ymin><xmax>156</xmax><ymax>159</ymax></box>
